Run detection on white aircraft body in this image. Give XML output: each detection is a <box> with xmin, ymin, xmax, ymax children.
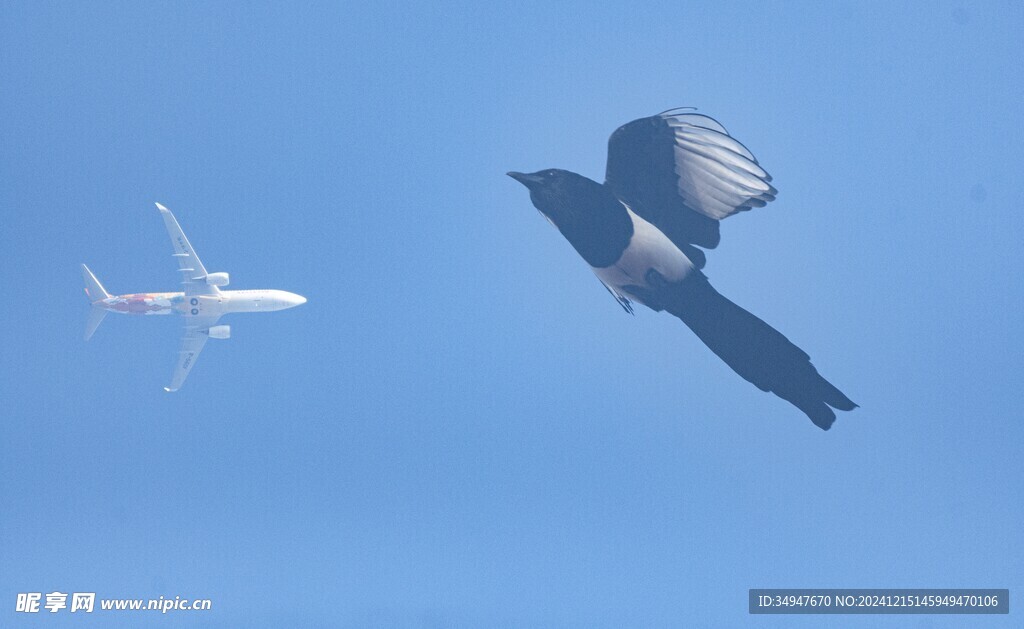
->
<box><xmin>81</xmin><ymin>203</ymin><xmax>306</xmax><ymax>391</ymax></box>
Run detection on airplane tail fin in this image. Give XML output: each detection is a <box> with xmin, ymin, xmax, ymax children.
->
<box><xmin>81</xmin><ymin>264</ymin><xmax>110</xmax><ymax>303</ymax></box>
<box><xmin>84</xmin><ymin>306</ymin><xmax>108</xmax><ymax>341</ymax></box>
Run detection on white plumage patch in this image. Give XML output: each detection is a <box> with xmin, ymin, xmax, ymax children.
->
<box><xmin>592</xmin><ymin>205</ymin><xmax>696</xmax><ymax>307</ymax></box>
<box><xmin>664</xmin><ymin>113</ymin><xmax>777</xmax><ymax>221</ymax></box>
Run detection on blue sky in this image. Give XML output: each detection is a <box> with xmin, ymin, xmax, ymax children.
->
<box><xmin>1</xmin><ymin>1</ymin><xmax>1021</xmax><ymax>626</ymax></box>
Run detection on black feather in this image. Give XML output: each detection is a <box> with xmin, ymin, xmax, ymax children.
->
<box><xmin>663</xmin><ymin>274</ymin><xmax>856</xmax><ymax>429</ymax></box>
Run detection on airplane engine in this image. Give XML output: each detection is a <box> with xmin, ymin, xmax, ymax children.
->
<box><xmin>207</xmin><ymin>325</ymin><xmax>230</xmax><ymax>339</ymax></box>
<box><xmin>206</xmin><ymin>272</ymin><xmax>230</xmax><ymax>286</ymax></box>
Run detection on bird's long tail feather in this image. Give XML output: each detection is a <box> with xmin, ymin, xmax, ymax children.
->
<box><xmin>664</xmin><ymin>275</ymin><xmax>856</xmax><ymax>429</ymax></box>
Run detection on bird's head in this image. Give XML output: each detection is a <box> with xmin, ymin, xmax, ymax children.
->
<box><xmin>507</xmin><ymin>168</ymin><xmax>633</xmax><ymax>268</ymax></box>
<box><xmin>507</xmin><ymin>169</ymin><xmax>600</xmax><ymax>226</ymax></box>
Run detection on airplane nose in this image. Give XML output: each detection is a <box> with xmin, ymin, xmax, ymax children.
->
<box><xmin>266</xmin><ymin>291</ymin><xmax>306</xmax><ymax>310</ymax></box>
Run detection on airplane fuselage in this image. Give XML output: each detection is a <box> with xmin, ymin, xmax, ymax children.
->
<box><xmin>92</xmin><ymin>289</ymin><xmax>306</xmax><ymax>318</ymax></box>
<box><xmin>83</xmin><ymin>203</ymin><xmax>308</xmax><ymax>391</ymax></box>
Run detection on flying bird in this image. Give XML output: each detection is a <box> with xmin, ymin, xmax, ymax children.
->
<box><xmin>508</xmin><ymin>108</ymin><xmax>856</xmax><ymax>429</ymax></box>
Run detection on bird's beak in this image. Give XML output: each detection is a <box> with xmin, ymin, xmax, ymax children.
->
<box><xmin>507</xmin><ymin>171</ymin><xmax>544</xmax><ymax>189</ymax></box>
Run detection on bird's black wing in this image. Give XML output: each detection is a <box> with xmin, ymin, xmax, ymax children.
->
<box><xmin>605</xmin><ymin>109</ymin><xmax>777</xmax><ymax>260</ymax></box>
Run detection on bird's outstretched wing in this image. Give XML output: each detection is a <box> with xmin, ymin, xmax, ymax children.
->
<box><xmin>605</xmin><ymin>109</ymin><xmax>777</xmax><ymax>258</ymax></box>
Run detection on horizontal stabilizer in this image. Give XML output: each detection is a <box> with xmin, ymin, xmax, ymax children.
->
<box><xmin>84</xmin><ymin>306</ymin><xmax>108</xmax><ymax>341</ymax></box>
<box><xmin>81</xmin><ymin>263</ymin><xmax>110</xmax><ymax>303</ymax></box>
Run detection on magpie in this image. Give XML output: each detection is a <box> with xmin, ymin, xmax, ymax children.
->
<box><xmin>508</xmin><ymin>108</ymin><xmax>856</xmax><ymax>430</ymax></box>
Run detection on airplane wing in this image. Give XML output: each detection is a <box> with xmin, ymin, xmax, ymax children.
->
<box><xmin>164</xmin><ymin>315</ymin><xmax>221</xmax><ymax>392</ymax></box>
<box><xmin>156</xmin><ymin>203</ymin><xmax>220</xmax><ymax>297</ymax></box>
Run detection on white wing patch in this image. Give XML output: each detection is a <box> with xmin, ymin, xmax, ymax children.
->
<box><xmin>664</xmin><ymin>113</ymin><xmax>777</xmax><ymax>221</ymax></box>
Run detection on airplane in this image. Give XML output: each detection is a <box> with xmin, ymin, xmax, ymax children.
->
<box><xmin>81</xmin><ymin>203</ymin><xmax>307</xmax><ymax>392</ymax></box>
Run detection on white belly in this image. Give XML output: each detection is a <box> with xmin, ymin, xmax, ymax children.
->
<box><xmin>592</xmin><ymin>207</ymin><xmax>696</xmax><ymax>297</ymax></box>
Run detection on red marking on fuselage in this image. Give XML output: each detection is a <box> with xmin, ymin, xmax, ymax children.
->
<box><xmin>109</xmin><ymin>293</ymin><xmax>179</xmax><ymax>314</ymax></box>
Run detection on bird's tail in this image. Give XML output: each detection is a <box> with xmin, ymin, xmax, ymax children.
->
<box><xmin>663</xmin><ymin>274</ymin><xmax>856</xmax><ymax>430</ymax></box>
